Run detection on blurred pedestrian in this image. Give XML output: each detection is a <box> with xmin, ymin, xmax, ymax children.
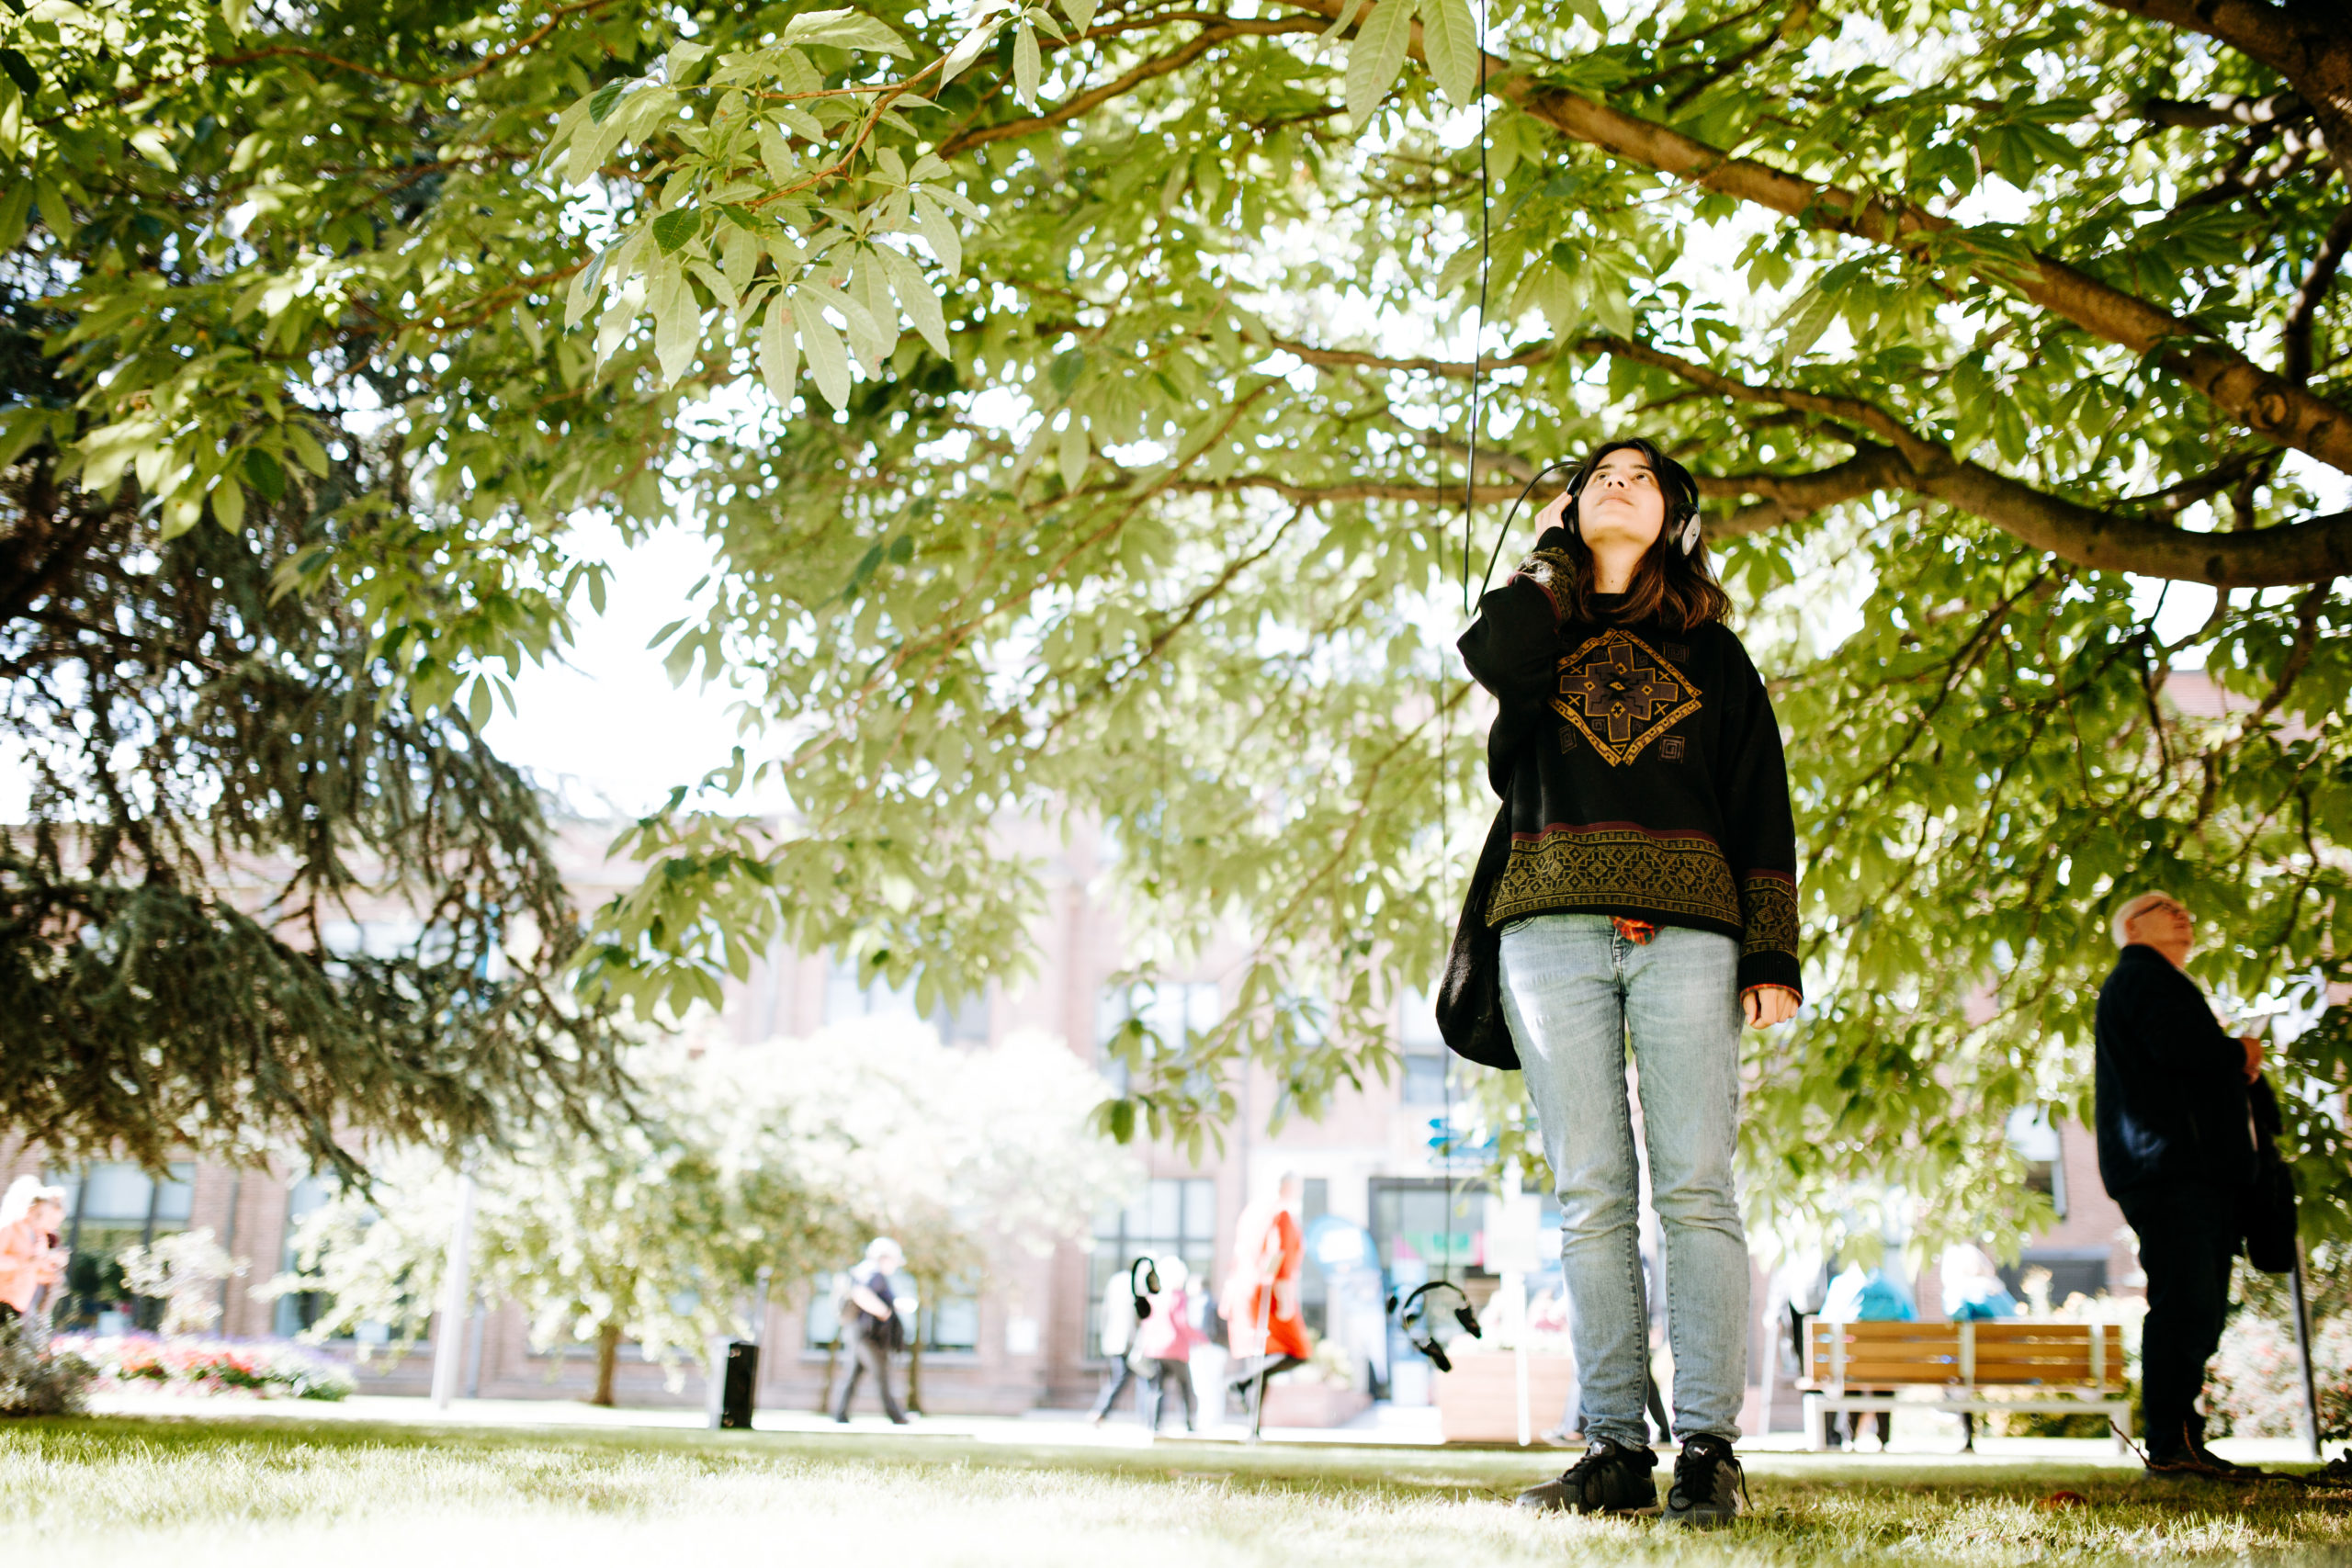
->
<box><xmin>2096</xmin><ymin>892</ymin><xmax>2264</xmax><ymax>1476</ymax></box>
<box><xmin>1087</xmin><ymin>1258</ymin><xmax>1143</xmax><ymax>1426</ymax></box>
<box><xmin>830</xmin><ymin>1237</ymin><xmax>908</xmax><ymax>1425</ymax></box>
<box><xmin>1939</xmin><ymin>1244</ymin><xmax>2020</xmax><ymax>1451</ymax></box>
<box><xmin>1220</xmin><ymin>1171</ymin><xmax>1310</xmax><ymax>1419</ymax></box>
<box><xmin>1820</xmin><ymin>1258</ymin><xmax>1914</xmax><ymax>1450</ymax></box>
<box><xmin>1134</xmin><ymin>1256</ymin><xmax>1206</xmax><ymax>1432</ymax></box>
<box><xmin>0</xmin><ymin>1178</ymin><xmax>67</xmax><ymax>1337</ymax></box>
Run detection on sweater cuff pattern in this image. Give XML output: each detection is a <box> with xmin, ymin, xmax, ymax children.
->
<box><xmin>1510</xmin><ymin>547</ymin><xmax>1578</xmax><ymax>622</ymax></box>
<box><xmin>1739</xmin><ymin>871</ymin><xmax>1798</xmax><ymax>957</ymax></box>
<box><xmin>1737</xmin><ymin>872</ymin><xmax>1802</xmax><ymax>999</ymax></box>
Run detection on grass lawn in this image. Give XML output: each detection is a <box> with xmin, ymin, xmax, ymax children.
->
<box><xmin>5</xmin><ymin>1415</ymin><xmax>2350</xmax><ymax>1565</ymax></box>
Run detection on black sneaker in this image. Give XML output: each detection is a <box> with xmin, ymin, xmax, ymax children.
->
<box><xmin>1662</xmin><ymin>1434</ymin><xmax>1746</xmax><ymax>1527</ymax></box>
<box><xmin>1514</xmin><ymin>1437</ymin><xmax>1658</xmax><ymax>1515</ymax></box>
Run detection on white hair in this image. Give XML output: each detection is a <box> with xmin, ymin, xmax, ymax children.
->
<box><xmin>0</xmin><ymin>1175</ymin><xmax>66</xmax><ymax>1231</ymax></box>
<box><xmin>2112</xmin><ymin>892</ymin><xmax>2185</xmax><ymax>949</ymax></box>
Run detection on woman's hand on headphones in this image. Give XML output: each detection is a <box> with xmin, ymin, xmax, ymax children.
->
<box><xmin>1533</xmin><ymin>487</ymin><xmax>1571</xmax><ymax>535</ymax></box>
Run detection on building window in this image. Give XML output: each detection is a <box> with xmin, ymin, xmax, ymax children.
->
<box><xmin>1369</xmin><ymin>1177</ymin><xmax>1487</xmax><ymax>1282</ymax></box>
<box><xmin>2006</xmin><ymin>1106</ymin><xmax>2067</xmax><ymax>1218</ymax></box>
<box><xmin>1399</xmin><ymin>987</ymin><xmax>1449</xmax><ymax>1104</ymax></box>
<box><xmin>1998</xmin><ymin>1247</ymin><xmax>2109</xmax><ymax>1310</ymax></box>
<box><xmin>49</xmin><ymin>1161</ymin><xmax>195</xmax><ymax>1332</ymax></box>
<box><xmin>1088</xmin><ymin>1177</ymin><xmax>1217</xmax><ymax>1358</ymax></box>
<box><xmin>826</xmin><ymin>958</ymin><xmax>990</xmax><ymax>1044</ymax></box>
<box><xmin>272</xmin><ymin>1172</ymin><xmax>340</xmax><ymax>1338</ymax></box>
<box><xmin>920</xmin><ymin>1275</ymin><xmax>981</xmax><ymax>1352</ymax></box>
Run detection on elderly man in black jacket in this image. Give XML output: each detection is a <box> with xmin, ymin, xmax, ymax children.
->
<box><xmin>2095</xmin><ymin>892</ymin><xmax>2263</xmax><ymax>1475</ymax></box>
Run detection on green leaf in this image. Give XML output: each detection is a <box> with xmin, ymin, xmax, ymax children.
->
<box><xmin>662</xmin><ymin>40</ymin><xmax>709</xmax><ymax>85</ymax></box>
<box><xmin>209</xmin><ymin>478</ymin><xmax>245</xmax><ymax>532</ymax></box>
<box><xmin>795</xmin><ymin>294</ymin><xmax>852</xmax><ymax>412</ymax></box>
<box><xmin>0</xmin><ymin>48</ymin><xmax>37</xmax><ymax>100</ymax></box>
<box><xmin>911</xmin><ymin>193</ymin><xmax>961</xmax><ymax>276</ymax></box>
<box><xmin>1048</xmin><ymin>346</ymin><xmax>1086</xmax><ymax>397</ymax></box>
<box><xmin>1344</xmin><ymin>0</ymin><xmax>1415</xmax><ymax>130</ymax></box>
<box><xmin>286</xmin><ymin>425</ymin><xmax>330</xmax><ymax>478</ymax></box>
<box><xmin>0</xmin><ymin>180</ymin><xmax>31</xmax><ymax>254</ymax></box>
<box><xmin>243</xmin><ymin>447</ymin><xmax>286</xmax><ymax>502</ymax></box>
<box><xmin>940</xmin><ymin>15</ymin><xmax>1003</xmax><ymax>85</ymax></box>
<box><xmin>33</xmin><ymin>178</ymin><xmax>74</xmax><ymax>245</ymax></box>
<box><xmin>1012</xmin><ymin>20</ymin><xmax>1041</xmax><ymax>108</ymax></box>
<box><xmin>759</xmin><ymin>298</ymin><xmax>799</xmax><ymax>408</ymax></box>
<box><xmin>648</xmin><ymin>263</ymin><xmax>702</xmax><ymax>385</ymax></box>
<box><xmin>587</xmin><ymin>78</ymin><xmax>631</xmax><ymax>124</ymax></box>
<box><xmin>651</xmin><ymin>205</ymin><xmax>701</xmax><ymax>256</ymax></box>
<box><xmin>1770</xmin><ymin>286</ymin><xmax>1839</xmax><ymax>360</ymax></box>
<box><xmin>781</xmin><ymin>8</ymin><xmax>914</xmax><ymax>57</ymax></box>
<box><xmin>876</xmin><ymin>244</ymin><xmax>951</xmax><ymax>358</ymax></box>
<box><xmin>1417</xmin><ymin>0</ymin><xmax>1480</xmax><ymax>108</ymax></box>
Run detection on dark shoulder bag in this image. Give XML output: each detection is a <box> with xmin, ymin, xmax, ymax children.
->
<box><xmin>2240</xmin><ymin>1075</ymin><xmax>2299</xmax><ymax>1275</ymax></box>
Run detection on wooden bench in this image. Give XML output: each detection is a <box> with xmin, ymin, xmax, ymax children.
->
<box><xmin>1799</xmin><ymin>1318</ymin><xmax>2131</xmax><ymax>1451</ymax></box>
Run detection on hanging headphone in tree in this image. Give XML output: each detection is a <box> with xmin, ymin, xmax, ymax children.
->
<box><xmin>1385</xmin><ymin>1280</ymin><xmax>1484</xmax><ymax>1373</ymax></box>
<box><xmin>1128</xmin><ymin>1257</ymin><xmax>1161</xmax><ymax>1323</ymax></box>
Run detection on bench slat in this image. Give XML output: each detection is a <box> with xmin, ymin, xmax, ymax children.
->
<box><xmin>1802</xmin><ymin>1319</ymin><xmax>2125</xmax><ymax>1390</ymax></box>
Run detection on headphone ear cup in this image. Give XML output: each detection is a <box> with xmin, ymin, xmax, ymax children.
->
<box><xmin>1456</xmin><ymin>1304</ymin><xmax>1482</xmax><ymax>1339</ymax></box>
<box><xmin>1385</xmin><ymin>1292</ymin><xmax>1400</xmax><ymax>1314</ymax></box>
<box><xmin>1678</xmin><ymin>513</ymin><xmax>1701</xmax><ymax>555</ymax></box>
<box><xmin>1134</xmin><ymin>1294</ymin><xmax>1152</xmax><ymax>1320</ymax></box>
<box><xmin>1427</xmin><ymin>1339</ymin><xmax>1453</xmax><ymax>1374</ymax></box>
<box><xmin>1145</xmin><ymin>1264</ymin><xmax>1160</xmax><ymax>1294</ymax></box>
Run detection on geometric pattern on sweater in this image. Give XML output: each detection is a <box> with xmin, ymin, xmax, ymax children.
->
<box><xmin>1740</xmin><ymin>871</ymin><xmax>1800</xmax><ymax>960</ymax></box>
<box><xmin>1549</xmin><ymin>627</ymin><xmax>1702</xmax><ymax>766</ymax></box>
<box><xmin>1486</xmin><ymin>821</ymin><xmax>1740</xmax><ymax>928</ymax></box>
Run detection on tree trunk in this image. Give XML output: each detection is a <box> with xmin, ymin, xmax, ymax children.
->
<box><xmin>591</xmin><ymin>1321</ymin><xmax>622</xmax><ymax>1407</ymax></box>
<box><xmin>817</xmin><ymin>1334</ymin><xmax>840</xmax><ymax>1415</ymax></box>
<box><xmin>908</xmin><ymin>1323</ymin><xmax>924</xmax><ymax>1416</ymax></box>
<box><xmin>906</xmin><ymin>1269</ymin><xmax>936</xmax><ymax>1416</ymax></box>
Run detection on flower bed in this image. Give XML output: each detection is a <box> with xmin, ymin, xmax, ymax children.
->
<box><xmin>55</xmin><ymin>1334</ymin><xmax>354</xmax><ymax>1402</ymax></box>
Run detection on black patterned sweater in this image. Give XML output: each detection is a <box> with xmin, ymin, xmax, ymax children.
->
<box><xmin>1455</xmin><ymin>532</ymin><xmax>1804</xmax><ymax>1003</ymax></box>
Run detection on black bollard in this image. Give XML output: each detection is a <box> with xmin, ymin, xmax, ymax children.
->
<box><xmin>718</xmin><ymin>1340</ymin><xmax>760</xmax><ymax>1430</ymax></box>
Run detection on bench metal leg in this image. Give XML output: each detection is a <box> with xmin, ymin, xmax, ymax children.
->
<box><xmin>1803</xmin><ymin>1392</ymin><xmax>1826</xmax><ymax>1452</ymax></box>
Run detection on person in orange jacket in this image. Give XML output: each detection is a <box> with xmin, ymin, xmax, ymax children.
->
<box><xmin>0</xmin><ymin>1178</ymin><xmax>68</xmax><ymax>1329</ymax></box>
<box><xmin>1219</xmin><ymin>1171</ymin><xmax>1311</xmax><ymax>1414</ymax></box>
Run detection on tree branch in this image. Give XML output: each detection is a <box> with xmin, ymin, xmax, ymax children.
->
<box><xmin>1258</xmin><ymin>328</ymin><xmax>2349</xmax><ymax>578</ymax></box>
<box><xmin>1592</xmin><ymin>334</ymin><xmax>2352</xmax><ymax>586</ymax></box>
<box><xmin>933</xmin><ymin>18</ymin><xmax>1325</xmax><ymax>158</ymax></box>
<box><xmin>2096</xmin><ymin>0</ymin><xmax>2352</xmax><ymax>177</ymax></box>
<box><xmin>2285</xmin><ymin>202</ymin><xmax>2352</xmax><ymax>386</ymax></box>
<box><xmin>2141</xmin><ymin>92</ymin><xmax>2312</xmax><ymax>130</ymax></box>
<box><xmin>1273</xmin><ymin>0</ymin><xmax>2352</xmax><ymax>478</ymax></box>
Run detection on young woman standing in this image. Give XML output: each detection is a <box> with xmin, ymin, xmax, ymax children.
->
<box><xmin>1442</xmin><ymin>439</ymin><xmax>1802</xmax><ymax>1525</ymax></box>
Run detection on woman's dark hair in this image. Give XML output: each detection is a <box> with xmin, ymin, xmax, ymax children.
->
<box><xmin>1545</xmin><ymin>437</ymin><xmax>1732</xmax><ymax>632</ymax></box>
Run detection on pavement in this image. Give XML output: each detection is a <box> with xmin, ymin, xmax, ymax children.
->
<box><xmin>79</xmin><ymin>1391</ymin><xmax>2335</xmax><ymax>1470</ymax></box>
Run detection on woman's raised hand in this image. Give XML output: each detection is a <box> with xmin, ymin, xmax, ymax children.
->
<box><xmin>1532</xmin><ymin>487</ymin><xmax>1571</xmax><ymax>535</ymax></box>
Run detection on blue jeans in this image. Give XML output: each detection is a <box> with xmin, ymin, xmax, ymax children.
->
<box><xmin>1499</xmin><ymin>913</ymin><xmax>1748</xmax><ymax>1446</ymax></box>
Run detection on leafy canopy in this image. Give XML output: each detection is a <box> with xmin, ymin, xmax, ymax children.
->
<box><xmin>6</xmin><ymin>0</ymin><xmax>2349</xmax><ymax>1244</ymax></box>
